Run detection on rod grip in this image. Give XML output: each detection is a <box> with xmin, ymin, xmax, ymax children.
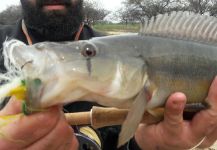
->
<box><xmin>65</xmin><ymin>106</ymin><xmax>162</xmax><ymax>128</ymax></box>
<box><xmin>65</xmin><ymin>112</ymin><xmax>90</xmax><ymax>126</ymax></box>
<box><xmin>91</xmin><ymin>106</ymin><xmax>129</xmax><ymax>128</ymax></box>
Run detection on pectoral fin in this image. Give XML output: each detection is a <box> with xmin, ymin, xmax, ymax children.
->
<box><xmin>147</xmin><ymin>107</ymin><xmax>164</xmax><ymax>119</ymax></box>
<box><xmin>118</xmin><ymin>90</ymin><xmax>147</xmax><ymax>147</ymax></box>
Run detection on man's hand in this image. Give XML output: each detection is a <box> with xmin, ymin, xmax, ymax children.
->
<box><xmin>0</xmin><ymin>98</ymin><xmax>78</xmax><ymax>150</ymax></box>
<box><xmin>135</xmin><ymin>76</ymin><xmax>217</xmax><ymax>150</ymax></box>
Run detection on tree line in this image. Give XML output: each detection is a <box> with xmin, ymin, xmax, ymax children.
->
<box><xmin>0</xmin><ymin>0</ymin><xmax>109</xmax><ymax>25</ymax></box>
<box><xmin>117</xmin><ymin>0</ymin><xmax>217</xmax><ymax>24</ymax></box>
<box><xmin>1</xmin><ymin>0</ymin><xmax>217</xmax><ymax>26</ymax></box>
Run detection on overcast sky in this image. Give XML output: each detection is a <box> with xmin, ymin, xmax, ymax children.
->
<box><xmin>0</xmin><ymin>0</ymin><xmax>124</xmax><ymax>12</ymax></box>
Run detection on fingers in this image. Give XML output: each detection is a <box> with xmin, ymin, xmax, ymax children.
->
<box><xmin>0</xmin><ymin>98</ymin><xmax>79</xmax><ymax>150</ymax></box>
<box><xmin>0</xmin><ymin>97</ymin><xmax>22</xmax><ymax>115</ymax></box>
<box><xmin>191</xmin><ymin>76</ymin><xmax>217</xmax><ymax>148</ymax></box>
<box><xmin>26</xmin><ymin>114</ymin><xmax>79</xmax><ymax>150</ymax></box>
<box><xmin>134</xmin><ymin>93</ymin><xmax>188</xmax><ymax>150</ymax></box>
<box><xmin>0</xmin><ymin>107</ymin><xmax>61</xmax><ymax>149</ymax></box>
<box><xmin>70</xmin><ymin>135</ymin><xmax>79</xmax><ymax>150</ymax></box>
<box><xmin>135</xmin><ymin>77</ymin><xmax>217</xmax><ymax>150</ymax></box>
<box><xmin>197</xmin><ymin>126</ymin><xmax>217</xmax><ymax>148</ymax></box>
<box><xmin>206</xmin><ymin>76</ymin><xmax>217</xmax><ymax>109</ymax></box>
<box><xmin>191</xmin><ymin>77</ymin><xmax>217</xmax><ymax>139</ymax></box>
<box><xmin>163</xmin><ymin>92</ymin><xmax>186</xmax><ymax>131</ymax></box>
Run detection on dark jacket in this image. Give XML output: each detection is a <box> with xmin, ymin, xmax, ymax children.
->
<box><xmin>0</xmin><ymin>21</ymin><xmax>140</xmax><ymax>150</ymax></box>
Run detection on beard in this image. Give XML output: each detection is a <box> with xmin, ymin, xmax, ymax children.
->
<box><xmin>20</xmin><ymin>0</ymin><xmax>84</xmax><ymax>41</ymax></box>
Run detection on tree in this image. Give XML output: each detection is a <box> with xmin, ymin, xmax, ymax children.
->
<box><xmin>116</xmin><ymin>6</ymin><xmax>141</xmax><ymax>24</ymax></box>
<box><xmin>178</xmin><ymin>0</ymin><xmax>217</xmax><ymax>15</ymax></box>
<box><xmin>83</xmin><ymin>0</ymin><xmax>110</xmax><ymax>25</ymax></box>
<box><xmin>0</xmin><ymin>5</ymin><xmax>22</xmax><ymax>25</ymax></box>
<box><xmin>209</xmin><ymin>0</ymin><xmax>217</xmax><ymax>17</ymax></box>
<box><xmin>182</xmin><ymin>0</ymin><xmax>211</xmax><ymax>14</ymax></box>
<box><xmin>120</xmin><ymin>0</ymin><xmax>217</xmax><ymax>23</ymax></box>
<box><xmin>120</xmin><ymin>0</ymin><xmax>183</xmax><ymax>23</ymax></box>
<box><xmin>0</xmin><ymin>1</ymin><xmax>109</xmax><ymax>26</ymax></box>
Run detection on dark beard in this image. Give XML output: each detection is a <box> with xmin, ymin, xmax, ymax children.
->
<box><xmin>20</xmin><ymin>0</ymin><xmax>84</xmax><ymax>41</ymax></box>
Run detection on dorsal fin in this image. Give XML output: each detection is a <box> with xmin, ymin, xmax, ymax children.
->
<box><xmin>140</xmin><ymin>11</ymin><xmax>217</xmax><ymax>44</ymax></box>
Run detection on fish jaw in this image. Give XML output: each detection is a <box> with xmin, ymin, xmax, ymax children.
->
<box><xmin>39</xmin><ymin>56</ymin><xmax>146</xmax><ymax>108</ymax></box>
<box><xmin>24</xmin><ymin>61</ymin><xmax>147</xmax><ymax>110</ymax></box>
<box><xmin>4</xmin><ymin>38</ymin><xmax>148</xmax><ymax>110</ymax></box>
<box><xmin>40</xmin><ymin>74</ymin><xmax>145</xmax><ymax>109</ymax></box>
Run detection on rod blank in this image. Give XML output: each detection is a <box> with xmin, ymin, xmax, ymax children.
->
<box><xmin>65</xmin><ymin>106</ymin><xmax>163</xmax><ymax>128</ymax></box>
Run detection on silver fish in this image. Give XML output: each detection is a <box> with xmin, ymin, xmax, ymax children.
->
<box><xmin>3</xmin><ymin>11</ymin><xmax>217</xmax><ymax>146</ymax></box>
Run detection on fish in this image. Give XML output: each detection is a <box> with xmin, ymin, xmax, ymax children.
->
<box><xmin>2</xmin><ymin>11</ymin><xmax>217</xmax><ymax>147</ymax></box>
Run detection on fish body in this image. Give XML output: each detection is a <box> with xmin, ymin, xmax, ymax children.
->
<box><xmin>7</xmin><ymin>34</ymin><xmax>216</xmax><ymax>109</ymax></box>
<box><xmin>2</xmin><ymin>11</ymin><xmax>217</xmax><ymax>146</ymax></box>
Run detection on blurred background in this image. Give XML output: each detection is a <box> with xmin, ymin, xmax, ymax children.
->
<box><xmin>1</xmin><ymin>0</ymin><xmax>217</xmax><ymax>34</ymax></box>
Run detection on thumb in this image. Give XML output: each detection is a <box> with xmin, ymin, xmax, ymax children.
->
<box><xmin>0</xmin><ymin>97</ymin><xmax>22</xmax><ymax>116</ymax></box>
<box><xmin>164</xmin><ymin>92</ymin><xmax>186</xmax><ymax>128</ymax></box>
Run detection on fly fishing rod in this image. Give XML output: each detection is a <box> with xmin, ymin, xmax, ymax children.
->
<box><xmin>65</xmin><ymin>106</ymin><xmax>163</xmax><ymax>128</ymax></box>
<box><xmin>64</xmin><ymin>106</ymin><xmax>205</xmax><ymax>150</ymax></box>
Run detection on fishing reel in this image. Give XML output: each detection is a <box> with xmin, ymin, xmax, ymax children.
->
<box><xmin>74</xmin><ymin>126</ymin><xmax>102</xmax><ymax>150</ymax></box>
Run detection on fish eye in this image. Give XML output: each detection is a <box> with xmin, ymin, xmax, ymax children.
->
<box><xmin>81</xmin><ymin>44</ymin><xmax>97</xmax><ymax>58</ymax></box>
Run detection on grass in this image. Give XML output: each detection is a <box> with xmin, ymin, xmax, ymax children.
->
<box><xmin>93</xmin><ymin>23</ymin><xmax>140</xmax><ymax>34</ymax></box>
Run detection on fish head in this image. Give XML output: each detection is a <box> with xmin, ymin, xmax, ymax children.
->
<box><xmin>3</xmin><ymin>38</ymin><xmax>146</xmax><ymax>108</ymax></box>
<box><xmin>54</xmin><ymin>38</ymin><xmax>147</xmax><ymax>106</ymax></box>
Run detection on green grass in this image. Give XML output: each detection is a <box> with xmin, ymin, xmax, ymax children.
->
<box><xmin>93</xmin><ymin>23</ymin><xmax>140</xmax><ymax>34</ymax></box>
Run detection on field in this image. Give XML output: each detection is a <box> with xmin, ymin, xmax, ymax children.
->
<box><xmin>93</xmin><ymin>23</ymin><xmax>140</xmax><ymax>35</ymax></box>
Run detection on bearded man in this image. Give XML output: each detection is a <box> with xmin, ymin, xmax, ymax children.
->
<box><xmin>1</xmin><ymin>0</ymin><xmax>217</xmax><ymax>150</ymax></box>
